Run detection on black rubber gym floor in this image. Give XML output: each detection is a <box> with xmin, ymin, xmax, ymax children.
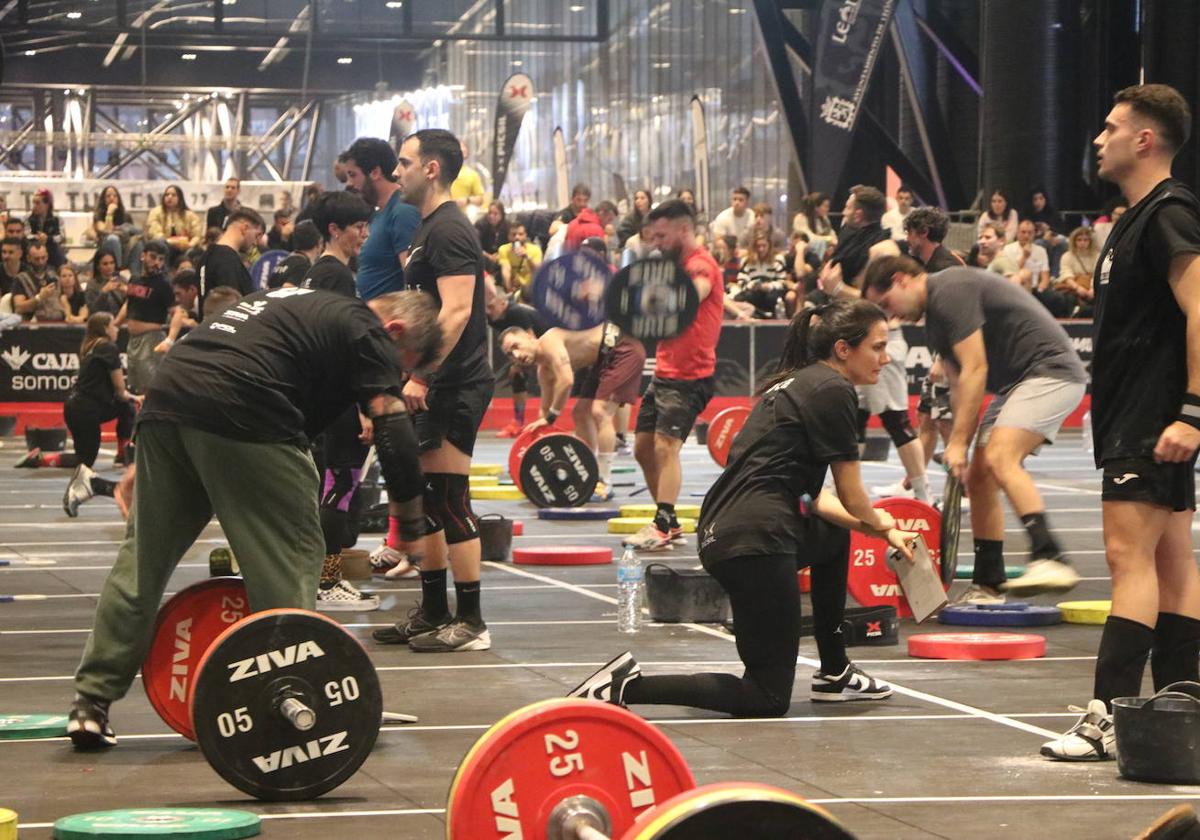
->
<box><xmin>1</xmin><ymin>432</ymin><xmax>1194</xmax><ymax>838</ymax></box>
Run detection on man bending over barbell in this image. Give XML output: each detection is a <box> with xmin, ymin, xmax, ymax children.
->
<box><xmin>500</xmin><ymin>322</ymin><xmax>646</xmax><ymax>502</ymax></box>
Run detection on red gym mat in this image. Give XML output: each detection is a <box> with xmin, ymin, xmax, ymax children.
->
<box><xmin>512</xmin><ymin>546</ymin><xmax>612</xmax><ymax>566</ymax></box>
<box><xmin>907</xmin><ymin>631</ymin><xmax>1046</xmax><ymax>661</ymax></box>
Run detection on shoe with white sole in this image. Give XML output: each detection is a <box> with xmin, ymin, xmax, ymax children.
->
<box><xmin>1002</xmin><ymin>558</ymin><xmax>1080</xmax><ymax>597</ymax></box>
<box><xmin>1040</xmin><ymin>699</ymin><xmax>1114</xmax><ymax>761</ymax></box>
<box><xmin>315</xmin><ymin>579</ymin><xmax>380</xmax><ymax>612</ymax></box>
<box><xmin>408</xmin><ymin>619</ymin><xmax>491</xmax><ymax>652</ymax></box>
<box><xmin>951</xmin><ymin>584</ymin><xmax>1007</xmax><ymax>606</ymax></box>
<box><xmin>67</xmin><ymin>692</ymin><xmax>116</xmax><ymax>750</ymax></box>
<box><xmin>63</xmin><ymin>464</ymin><xmax>95</xmax><ymax>517</ymax></box>
<box><xmin>621</xmin><ymin>523</ymin><xmax>674</xmax><ymax>551</ymax></box>
<box><xmin>871</xmin><ymin>481</ymin><xmax>914</xmax><ymax>499</ymax></box>
<box><xmin>811</xmin><ymin>663</ymin><xmax>892</xmax><ymax>702</ymax></box>
<box><xmin>371</xmin><ymin>543</ymin><xmax>420</xmax><ymax>579</ymax></box>
<box><xmin>567</xmin><ymin>651</ymin><xmax>642</xmax><ymax>705</ymax></box>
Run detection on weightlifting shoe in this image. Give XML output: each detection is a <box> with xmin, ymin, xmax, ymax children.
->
<box><xmin>568</xmin><ymin>651</ymin><xmax>642</xmax><ymax>705</ymax></box>
<box><xmin>371</xmin><ymin>543</ymin><xmax>419</xmax><ymax>579</ymax></box>
<box><xmin>497</xmin><ymin>421</ymin><xmax>521</xmax><ymax>438</ymax></box>
<box><xmin>62</xmin><ymin>464</ymin><xmax>95</xmax><ymax>517</ymax></box>
<box><xmin>951</xmin><ymin>584</ymin><xmax>1006</xmax><ymax>606</ymax></box>
<box><xmin>811</xmin><ymin>663</ymin><xmax>893</xmax><ymax>702</ymax></box>
<box><xmin>871</xmin><ymin>480</ymin><xmax>914</xmax><ymax>499</ymax></box>
<box><xmin>1002</xmin><ymin>557</ymin><xmax>1079</xmax><ymax>597</ymax></box>
<box><xmin>621</xmin><ymin>523</ymin><xmax>674</xmax><ymax>551</ymax></box>
<box><xmin>14</xmin><ymin>448</ymin><xmax>42</xmax><ymax>468</ymax></box>
<box><xmin>1040</xmin><ymin>700</ymin><xmax>1114</xmax><ymax>761</ymax></box>
<box><xmin>67</xmin><ymin>692</ymin><xmax>116</xmax><ymax>750</ymax></box>
<box><xmin>372</xmin><ymin>606</ymin><xmax>451</xmax><ymax>644</ymax></box>
<box><xmin>408</xmin><ymin>619</ymin><xmax>491</xmax><ymax>652</ymax></box>
<box><xmin>316</xmin><ymin>579</ymin><xmax>380</xmax><ymax>612</ymax></box>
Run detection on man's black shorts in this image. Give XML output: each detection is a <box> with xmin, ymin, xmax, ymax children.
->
<box><xmin>635</xmin><ymin>376</ymin><xmax>714</xmax><ymax>441</ymax></box>
<box><xmin>1101</xmin><ymin>455</ymin><xmax>1197</xmax><ymax>512</ymax></box>
<box><xmin>414</xmin><ymin>376</ymin><xmax>495</xmax><ymax>457</ymax></box>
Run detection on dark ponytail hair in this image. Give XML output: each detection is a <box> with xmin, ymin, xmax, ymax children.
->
<box><xmin>758</xmin><ymin>298</ymin><xmax>887</xmax><ymax>394</ymax></box>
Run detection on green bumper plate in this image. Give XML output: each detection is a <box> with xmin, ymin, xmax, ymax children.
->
<box><xmin>0</xmin><ymin>713</ymin><xmax>68</xmax><ymax>740</ymax></box>
<box><xmin>53</xmin><ymin>809</ymin><xmax>261</xmax><ymax>839</ymax></box>
<box><xmin>953</xmin><ymin>565</ymin><xmax>1026</xmax><ymax>580</ymax></box>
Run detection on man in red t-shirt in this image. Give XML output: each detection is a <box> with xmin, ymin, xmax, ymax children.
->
<box><xmin>626</xmin><ymin>199</ymin><xmax>724</xmax><ymax>550</ymax></box>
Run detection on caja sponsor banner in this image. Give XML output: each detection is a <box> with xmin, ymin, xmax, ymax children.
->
<box><xmin>0</xmin><ymin>326</ymin><xmax>127</xmax><ymax>402</ymax></box>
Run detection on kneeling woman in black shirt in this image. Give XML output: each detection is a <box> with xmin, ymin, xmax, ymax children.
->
<box><xmin>62</xmin><ymin>313</ymin><xmax>141</xmax><ymax>516</ymax></box>
<box><xmin>571</xmin><ymin>299</ymin><xmax>917</xmax><ymax>717</ymax></box>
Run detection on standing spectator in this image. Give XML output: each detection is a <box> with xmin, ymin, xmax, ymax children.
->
<box><xmin>616</xmin><ymin>189</ymin><xmax>652</xmax><ymax>248</ymax></box>
<box><xmin>474</xmin><ymin>200</ymin><xmax>510</xmax><ymax>275</ymax></box>
<box><xmin>497</xmin><ymin>223</ymin><xmax>542</xmax><ymax>299</ymax></box>
<box><xmin>738</xmin><ymin>203</ymin><xmax>788</xmax><ymax>253</ymax></box>
<box><xmin>58</xmin><ymin>263</ymin><xmax>88</xmax><ymax>324</ymax></box>
<box><xmin>267</xmin><ymin>220</ymin><xmax>324</xmax><ymax>290</ymax></box>
<box><xmin>710</xmin><ymin>186</ymin><xmax>754</xmax><ymax>243</ymax></box>
<box><xmin>999</xmin><ymin>218</ymin><xmax>1052</xmax><ymax>293</ymax></box>
<box><xmin>881</xmin><ymin>184</ymin><xmax>915</xmax><ymax>241</ymax></box>
<box><xmin>1027</xmin><ymin>186</ymin><xmax>1068</xmax><ymax>276</ymax></box>
<box><xmin>113</xmin><ymin>240</ymin><xmax>173</xmax><ymax>394</ymax></box>
<box><xmin>342</xmin><ymin>136</ymin><xmax>421</xmax><ymax>301</ymax></box>
<box><xmin>793</xmin><ymin>192</ymin><xmax>837</xmax><ymax>260</ymax></box>
<box><xmin>194</xmin><ymin>208</ymin><xmax>264</xmax><ymax>310</ymax></box>
<box><xmin>733</xmin><ymin>233</ymin><xmax>789</xmax><ymax>318</ymax></box>
<box><xmin>450</xmin><ymin>140</ymin><xmax>486</xmax><ymax>218</ymax></box>
<box><xmin>92</xmin><ymin>186</ymin><xmax>141</xmax><ymax>275</ymax></box>
<box><xmin>85</xmin><ymin>250</ymin><xmax>127</xmax><ymax>316</ymax></box>
<box><xmin>266</xmin><ymin>209</ymin><xmax>293</xmax><ymax>252</ymax></box>
<box><xmin>28</xmin><ymin>188</ymin><xmax>66</xmax><ymax>268</ymax></box>
<box><xmin>1054</xmin><ymin>226</ymin><xmax>1099</xmax><ymax>316</ymax></box>
<box><xmin>205</xmin><ymin>178</ymin><xmax>242</xmax><ymax>232</ymax></box>
<box><xmin>977</xmin><ymin>189</ymin><xmax>1020</xmax><ymax>242</ymax></box>
<box><xmin>146</xmin><ymin>185</ymin><xmax>202</xmax><ymax>258</ymax></box>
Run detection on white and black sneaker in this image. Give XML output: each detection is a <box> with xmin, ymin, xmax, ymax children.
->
<box><xmin>62</xmin><ymin>464</ymin><xmax>95</xmax><ymax>518</ymax></box>
<box><xmin>567</xmin><ymin>651</ymin><xmax>642</xmax><ymax>705</ymax></box>
<box><xmin>1002</xmin><ymin>558</ymin><xmax>1080</xmax><ymax>597</ymax></box>
<box><xmin>315</xmin><ymin>579</ymin><xmax>380</xmax><ymax>612</ymax></box>
<box><xmin>68</xmin><ymin>692</ymin><xmax>116</xmax><ymax>750</ymax></box>
<box><xmin>408</xmin><ymin>619</ymin><xmax>492</xmax><ymax>652</ymax></box>
<box><xmin>811</xmin><ymin>663</ymin><xmax>893</xmax><ymax>702</ymax></box>
<box><xmin>1040</xmin><ymin>699</ymin><xmax>1115</xmax><ymax>761</ymax></box>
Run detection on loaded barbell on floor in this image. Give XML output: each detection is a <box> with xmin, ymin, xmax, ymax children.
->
<box><xmin>444</xmin><ymin>697</ymin><xmax>856</xmax><ymax>839</ymax></box>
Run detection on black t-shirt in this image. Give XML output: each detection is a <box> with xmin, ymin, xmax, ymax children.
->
<box><xmin>72</xmin><ymin>341</ymin><xmax>121</xmax><ymax>406</ymax></box>
<box><xmin>490</xmin><ymin>300</ymin><xmax>547</xmax><ymax>337</ymax></box>
<box><xmin>269</xmin><ymin>254</ymin><xmax>311</xmax><ymax>289</ymax></box>
<box><xmin>832</xmin><ymin>221</ymin><xmax>890</xmax><ymax>284</ymax></box>
<box><xmin>922</xmin><ymin>244</ymin><xmax>963</xmax><ymax>273</ymax></box>
<box><xmin>64</xmin><ymin>289</ymin><xmax>86</xmax><ymax>316</ymax></box>
<box><xmin>196</xmin><ymin>243</ymin><xmax>253</xmax><ymax>307</ymax></box>
<box><xmin>1092</xmin><ymin>178</ymin><xmax>1200</xmax><ymax>464</ymax></box>
<box><xmin>404</xmin><ymin>201</ymin><xmax>489</xmax><ymax>384</ymax></box>
<box><xmin>698</xmin><ymin>364</ymin><xmax>859</xmax><ymax>560</ymax></box>
<box><xmin>124</xmin><ymin>271</ymin><xmax>174</xmax><ymax>324</ymax></box>
<box><xmin>302</xmin><ymin>255</ymin><xmax>357</xmax><ymax>299</ymax></box>
<box><xmin>139</xmin><ymin>288</ymin><xmax>403</xmax><ymax>445</ymax></box>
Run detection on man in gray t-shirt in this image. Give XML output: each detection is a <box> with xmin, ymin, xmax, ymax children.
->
<box><xmin>866</xmin><ymin>257</ymin><xmax>1086</xmax><ymax>604</ymax></box>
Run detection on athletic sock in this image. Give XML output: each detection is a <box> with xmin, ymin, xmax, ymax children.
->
<box><xmin>387</xmin><ymin>515</ymin><xmax>402</xmax><ymax>550</ymax></box>
<box><xmin>972</xmin><ymin>538</ymin><xmax>1006</xmax><ymax>589</ymax></box>
<box><xmin>597</xmin><ymin>451</ymin><xmax>614</xmax><ymax>486</ymax></box>
<box><xmin>1093</xmin><ymin>615</ymin><xmax>1154</xmax><ymax>710</ymax></box>
<box><xmin>420</xmin><ymin>568</ymin><xmax>451</xmax><ymax>620</ymax></box>
<box><xmin>319</xmin><ymin>553</ymin><xmax>342</xmax><ymax>587</ymax></box>
<box><xmin>654</xmin><ymin>503</ymin><xmax>675</xmax><ymax>533</ymax></box>
<box><xmin>1151</xmin><ymin>612</ymin><xmax>1200</xmax><ymax>690</ymax></box>
<box><xmin>1020</xmin><ymin>511</ymin><xmax>1065</xmax><ymax>561</ymax></box>
<box><xmin>88</xmin><ymin>476</ymin><xmax>116</xmax><ymax>498</ymax></box>
<box><xmin>454</xmin><ymin>580</ymin><xmax>483</xmax><ymax>626</ymax></box>
<box><xmin>513</xmin><ymin>402</ymin><xmax>526</xmax><ymax>424</ymax></box>
<box><xmin>909</xmin><ymin>474</ymin><xmax>930</xmax><ymax>503</ymax></box>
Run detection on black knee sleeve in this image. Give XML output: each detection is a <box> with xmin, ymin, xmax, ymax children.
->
<box><xmin>856</xmin><ymin>408</ymin><xmax>870</xmax><ymax>444</ymax></box>
<box><xmin>880</xmin><ymin>409</ymin><xmax>917</xmax><ymax>447</ymax></box>
<box><xmin>424</xmin><ymin>473</ymin><xmax>479</xmax><ymax>545</ymax></box>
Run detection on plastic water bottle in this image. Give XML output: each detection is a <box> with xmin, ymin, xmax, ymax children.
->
<box><xmin>774</xmin><ymin>295</ymin><xmax>787</xmax><ymax>320</ymax></box>
<box><xmin>1082</xmin><ymin>410</ymin><xmax>1093</xmax><ymax>455</ymax></box>
<box><xmin>617</xmin><ymin>546</ymin><xmax>643</xmax><ymax>634</ymax></box>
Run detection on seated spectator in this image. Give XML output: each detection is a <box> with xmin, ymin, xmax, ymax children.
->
<box><xmin>146</xmin><ymin>184</ymin><xmax>202</xmax><ymax>258</ymax></box>
<box><xmin>5</xmin><ymin>216</ymin><xmax>28</xmax><ymax>261</ymax></box>
<box><xmin>158</xmin><ymin>269</ymin><xmax>201</xmax><ymax>353</ymax></box>
<box><xmin>85</xmin><ymin>250</ymin><xmax>127</xmax><ymax>315</ymax></box>
<box><xmin>558</xmin><ymin>183</ymin><xmax>591</xmax><ymax>224</ymax></box>
<box><xmin>27</xmin><ymin>188</ymin><xmax>66</xmax><ymax>268</ymax></box>
<box><xmin>498</xmin><ymin>223</ymin><xmax>543</xmax><ymax>300</ymax></box>
<box><xmin>1054</xmin><ymin>225</ymin><xmax>1098</xmax><ymax>317</ymax></box>
<box><xmin>1026</xmin><ymin>185</ymin><xmax>1068</xmax><ymax>275</ymax></box>
<box><xmin>475</xmin><ymin>200</ymin><xmax>511</xmax><ymax>275</ymax></box>
<box><xmin>92</xmin><ymin>186</ymin><xmax>142</xmax><ymax>276</ymax></box>
<box><xmin>881</xmin><ymin>184</ymin><xmax>914</xmax><ymax>240</ymax></box>
<box><xmin>977</xmin><ymin>189</ymin><xmax>1019</xmax><ymax>242</ymax></box>
<box><xmin>616</xmin><ymin>189</ymin><xmax>652</xmax><ymax>248</ymax></box>
<box><xmin>733</xmin><ymin>233</ymin><xmax>789</xmax><ymax>318</ymax></box>
<box><xmin>967</xmin><ymin>221</ymin><xmax>1010</xmax><ymax>270</ymax></box>
<box><xmin>1092</xmin><ymin>197</ymin><xmax>1128</xmax><ymax>249</ymax></box>
<box><xmin>266</xmin><ymin>209</ymin><xmax>293</xmax><ymax>252</ymax></box>
<box><xmin>738</xmin><ymin>202</ymin><xmax>788</xmax><ymax>253</ymax></box>
<box><xmin>792</xmin><ymin>192</ymin><xmax>837</xmax><ymax>260</ymax></box>
<box><xmin>621</xmin><ymin>219</ymin><xmax>656</xmax><ymax>268</ymax></box>
<box><xmin>783</xmin><ymin>230</ymin><xmax>818</xmax><ymax>313</ymax></box>
<box><xmin>169</xmin><ymin>253</ymin><xmax>193</xmax><ymax>279</ymax></box>
<box><xmin>999</xmin><ymin>219</ymin><xmax>1051</xmax><ymax>292</ymax></box>
<box><xmin>58</xmin><ymin>263</ymin><xmax>88</xmax><ymax>324</ymax></box>
<box><xmin>565</xmin><ymin>205</ymin><xmax>606</xmax><ymax>251</ymax></box>
<box><xmin>904</xmin><ymin>206</ymin><xmax>962</xmax><ymax>271</ymax></box>
<box><xmin>1</xmin><ymin>236</ymin><xmax>28</xmax><ymax>296</ymax></box>
<box><xmin>11</xmin><ymin>243</ymin><xmax>63</xmax><ymax>321</ymax></box>
<box><xmin>205</xmin><ymin>177</ymin><xmax>242</xmax><ymax>231</ymax></box>
<box><xmin>710</xmin><ymin>186</ymin><xmax>754</xmax><ymax>243</ymax></box>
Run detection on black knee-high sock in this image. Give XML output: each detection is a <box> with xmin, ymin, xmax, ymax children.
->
<box><xmin>1020</xmin><ymin>511</ymin><xmax>1065</xmax><ymax>562</ymax></box>
<box><xmin>1093</xmin><ymin>615</ymin><xmax>1155</xmax><ymax>710</ymax></box>
<box><xmin>621</xmin><ymin>670</ymin><xmax>793</xmax><ymax>718</ymax></box>
<box><xmin>1151</xmin><ymin>612</ymin><xmax>1200</xmax><ymax>691</ymax></box>
<box><xmin>809</xmin><ymin>563</ymin><xmax>850</xmax><ymax>676</ymax></box>
<box><xmin>972</xmin><ymin>539</ymin><xmax>1006</xmax><ymax>589</ymax></box>
<box><xmin>420</xmin><ymin>568</ymin><xmax>451</xmax><ymax>620</ymax></box>
<box><xmin>455</xmin><ymin>580</ymin><xmax>482</xmax><ymax>626</ymax></box>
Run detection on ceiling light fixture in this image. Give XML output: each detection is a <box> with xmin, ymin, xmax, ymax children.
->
<box><xmin>66</xmin><ymin>11</ymin><xmax>82</xmax><ymax>18</ymax></box>
<box><xmin>24</xmin><ymin>49</ymin><xmax>36</xmax><ymax>56</ymax></box>
<box><xmin>337</xmin><ymin>56</ymin><xmax>353</xmax><ymax>64</ymax></box>
<box><xmin>569</xmin><ymin>4</ymin><xmax>584</xmax><ymax>10</ymax></box>
<box><xmin>181</xmin><ymin>52</ymin><xmax>197</xmax><ymax>60</ymax></box>
<box><xmin>385</xmin><ymin>1</ymin><xmax>402</xmax><ymax>7</ymax></box>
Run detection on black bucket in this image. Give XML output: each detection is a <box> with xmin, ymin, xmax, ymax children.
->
<box><xmin>645</xmin><ymin>563</ymin><xmax>731</xmax><ymax>623</ymax></box>
<box><xmin>1114</xmin><ymin>681</ymin><xmax>1200</xmax><ymax>784</ymax></box>
<box><xmin>0</xmin><ymin>416</ymin><xmax>16</xmax><ymax>437</ymax></box>
<box><xmin>25</xmin><ymin>426</ymin><xmax>67</xmax><ymax>452</ymax></box>
<box><xmin>478</xmin><ymin>513</ymin><xmax>513</xmax><ymax>562</ymax></box>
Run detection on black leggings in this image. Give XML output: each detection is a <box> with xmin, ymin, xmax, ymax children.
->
<box><xmin>623</xmin><ymin>519</ymin><xmax>851</xmax><ymax>718</ymax></box>
<box><xmin>63</xmin><ymin>396</ymin><xmax>135</xmax><ymax>468</ymax></box>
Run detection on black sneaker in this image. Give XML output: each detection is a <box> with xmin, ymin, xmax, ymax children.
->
<box><xmin>811</xmin><ymin>663</ymin><xmax>893</xmax><ymax>702</ymax></box>
<box><xmin>14</xmin><ymin>448</ymin><xmax>42</xmax><ymax>468</ymax></box>
<box><xmin>567</xmin><ymin>651</ymin><xmax>641</xmax><ymax>705</ymax></box>
<box><xmin>408</xmin><ymin>619</ymin><xmax>492</xmax><ymax>652</ymax></box>
<box><xmin>67</xmin><ymin>692</ymin><xmax>116</xmax><ymax>750</ymax></box>
<box><xmin>372</xmin><ymin>607</ymin><xmax>451</xmax><ymax>645</ymax></box>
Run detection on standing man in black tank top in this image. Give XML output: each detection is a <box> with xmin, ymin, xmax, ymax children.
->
<box><xmin>1042</xmin><ymin>84</ymin><xmax>1200</xmax><ymax>762</ymax></box>
<box><xmin>373</xmin><ymin>128</ymin><xmax>495</xmax><ymax>653</ymax></box>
